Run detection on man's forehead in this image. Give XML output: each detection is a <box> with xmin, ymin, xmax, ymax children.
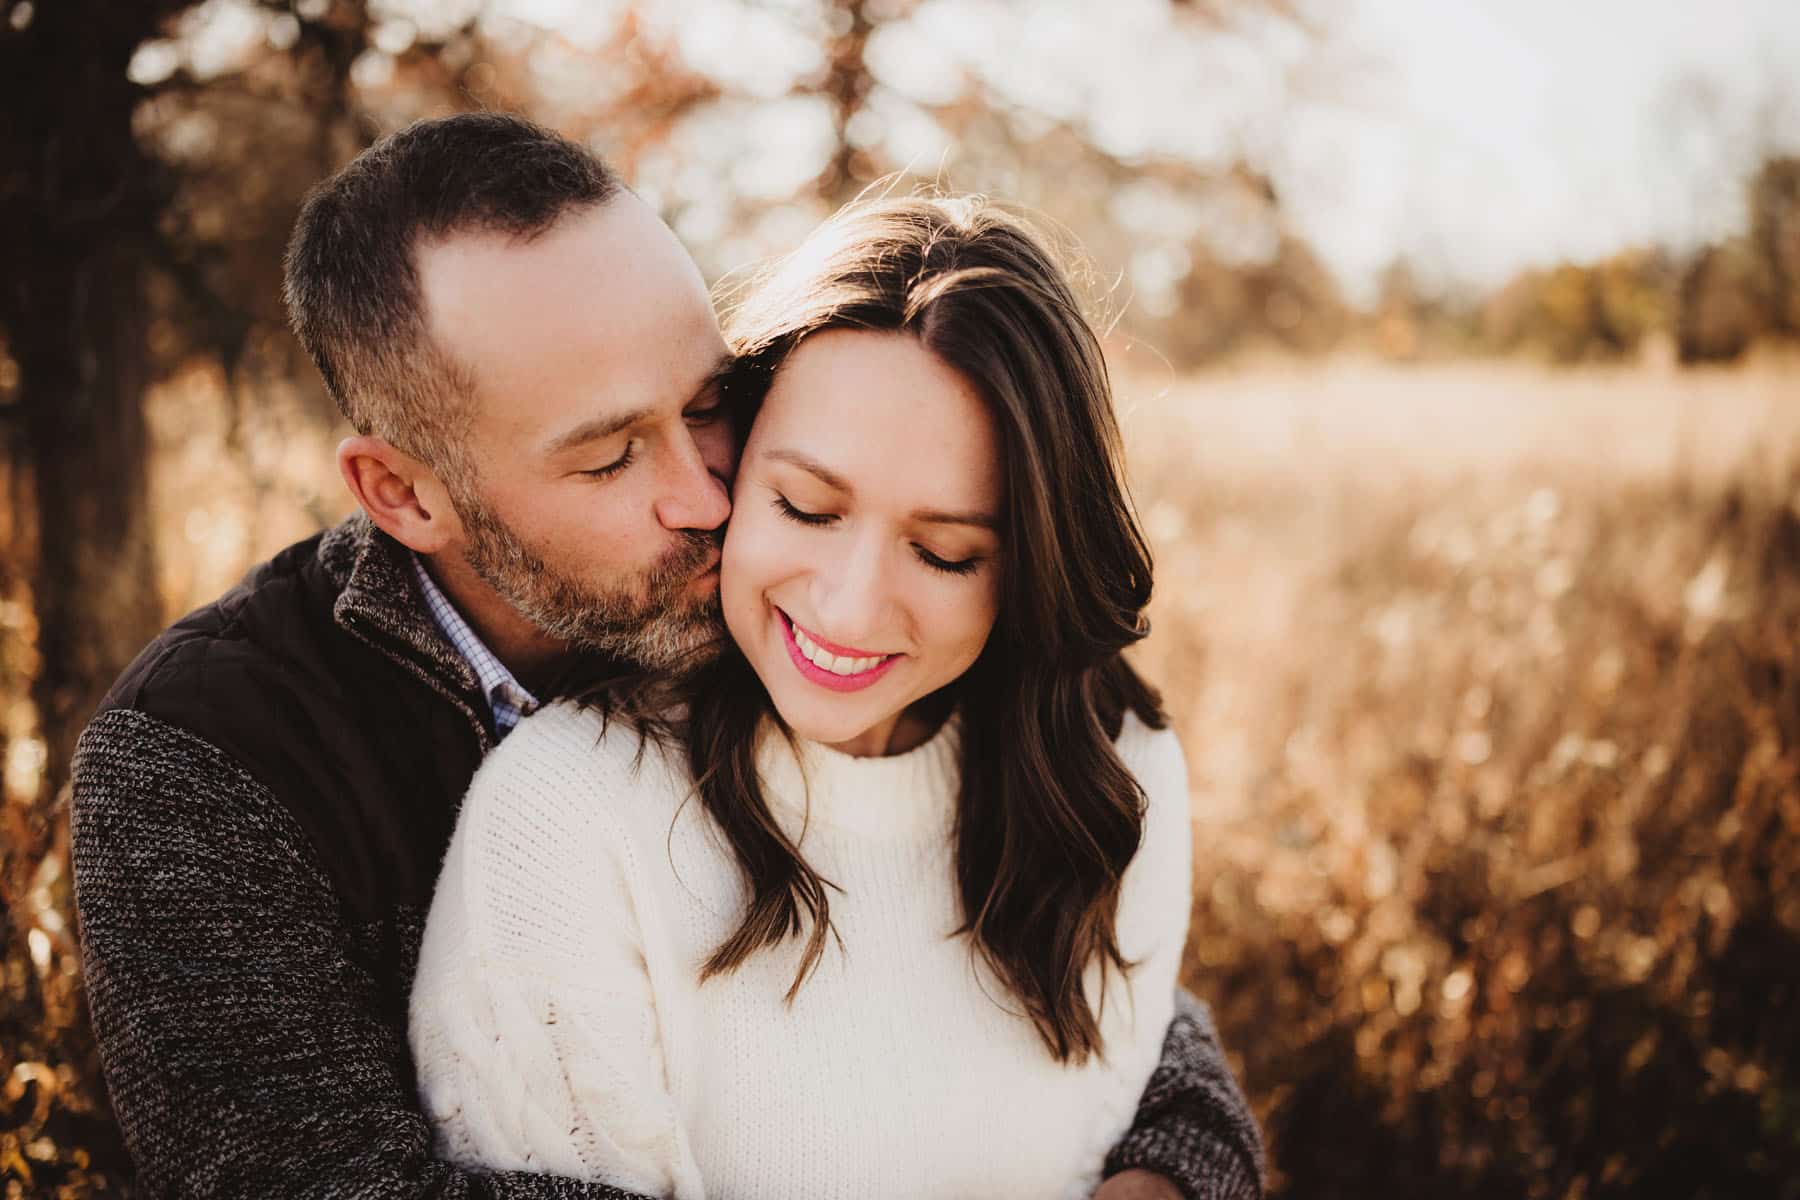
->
<box><xmin>418</xmin><ymin>194</ymin><xmax>707</xmax><ymax>316</ymax></box>
<box><xmin>419</xmin><ymin>203</ymin><xmax>721</xmax><ymax>398</ymax></box>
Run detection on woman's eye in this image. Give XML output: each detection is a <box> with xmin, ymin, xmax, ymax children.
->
<box><xmin>915</xmin><ymin>546</ymin><xmax>981</xmax><ymax>577</ymax></box>
<box><xmin>773</xmin><ymin>494</ymin><xmax>837</xmax><ymax>526</ymax></box>
<box><xmin>769</xmin><ymin>489</ymin><xmax>981</xmax><ymax>574</ymax></box>
<box><xmin>684</xmin><ymin>404</ymin><xmax>725</xmax><ymax>426</ymax></box>
<box><xmin>581</xmin><ymin>442</ymin><xmax>636</xmax><ymax>480</ymax></box>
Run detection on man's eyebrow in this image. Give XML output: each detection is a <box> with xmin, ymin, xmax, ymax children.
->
<box><xmin>543</xmin><ymin>406</ymin><xmax>653</xmax><ymax>456</ymax></box>
<box><xmin>693</xmin><ymin>352</ymin><xmax>734</xmax><ymax>400</ymax></box>
<box><xmin>544</xmin><ymin>355</ymin><xmax>732</xmax><ymax>457</ymax></box>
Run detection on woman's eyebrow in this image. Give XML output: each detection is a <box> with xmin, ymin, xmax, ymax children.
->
<box><xmin>765</xmin><ymin>449</ymin><xmax>852</xmax><ymax>493</ymax></box>
<box><xmin>911</xmin><ymin>507</ymin><xmax>1000</xmax><ymax>532</ymax></box>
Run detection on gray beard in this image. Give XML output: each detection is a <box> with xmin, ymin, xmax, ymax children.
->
<box><xmin>457</xmin><ymin>493</ymin><xmax>724</xmax><ymax>670</ymax></box>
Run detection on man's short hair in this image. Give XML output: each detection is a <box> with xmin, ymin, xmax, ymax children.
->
<box><xmin>283</xmin><ymin>112</ymin><xmax>622</xmax><ymax>476</ymax></box>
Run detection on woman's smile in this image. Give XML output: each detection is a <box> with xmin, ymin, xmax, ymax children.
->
<box><xmin>776</xmin><ymin>606</ymin><xmax>902</xmax><ymax>692</ymax></box>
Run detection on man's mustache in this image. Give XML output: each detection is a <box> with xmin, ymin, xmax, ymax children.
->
<box><xmin>648</xmin><ymin>527</ymin><xmax>724</xmax><ymax>585</ymax></box>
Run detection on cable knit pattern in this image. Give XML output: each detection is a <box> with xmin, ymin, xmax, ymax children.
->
<box><xmin>411</xmin><ymin>702</ymin><xmax>1194</xmax><ymax>1200</ymax></box>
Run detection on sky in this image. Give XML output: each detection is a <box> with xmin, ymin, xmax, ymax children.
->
<box><xmin>1280</xmin><ymin>0</ymin><xmax>1800</xmax><ymax>299</ymax></box>
<box><xmin>836</xmin><ymin>0</ymin><xmax>1800</xmax><ymax>301</ymax></box>
<box><xmin>890</xmin><ymin>0</ymin><xmax>1800</xmax><ymax>301</ymax></box>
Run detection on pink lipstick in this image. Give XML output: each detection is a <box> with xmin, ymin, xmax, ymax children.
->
<box><xmin>777</xmin><ymin>608</ymin><xmax>900</xmax><ymax>693</ymax></box>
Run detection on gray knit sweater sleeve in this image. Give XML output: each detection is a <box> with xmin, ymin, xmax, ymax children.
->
<box><xmin>1107</xmin><ymin>989</ymin><xmax>1266</xmax><ymax>1199</ymax></box>
<box><xmin>70</xmin><ymin>708</ymin><xmax>643</xmax><ymax>1200</ymax></box>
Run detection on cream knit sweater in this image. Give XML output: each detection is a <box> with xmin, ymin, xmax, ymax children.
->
<box><xmin>409</xmin><ymin>700</ymin><xmax>1192</xmax><ymax>1200</ymax></box>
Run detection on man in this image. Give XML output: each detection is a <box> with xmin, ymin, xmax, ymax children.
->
<box><xmin>70</xmin><ymin>113</ymin><xmax>1263</xmax><ymax>1198</ymax></box>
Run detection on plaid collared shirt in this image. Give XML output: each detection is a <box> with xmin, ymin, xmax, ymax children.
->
<box><xmin>410</xmin><ymin>555</ymin><xmax>539</xmax><ymax>737</ymax></box>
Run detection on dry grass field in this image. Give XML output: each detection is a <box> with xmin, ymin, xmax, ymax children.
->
<box><xmin>4</xmin><ymin>354</ymin><xmax>1798</xmax><ymax>1195</ymax></box>
<box><xmin>1119</xmin><ymin>354</ymin><xmax>1800</xmax><ymax>1197</ymax></box>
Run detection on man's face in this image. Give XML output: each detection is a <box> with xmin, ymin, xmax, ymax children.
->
<box><xmin>417</xmin><ymin>193</ymin><xmax>734</xmax><ymax>668</ymax></box>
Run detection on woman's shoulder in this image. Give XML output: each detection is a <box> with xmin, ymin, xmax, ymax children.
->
<box><xmin>434</xmin><ymin>702</ymin><xmax>690</xmax><ymax>974</ymax></box>
<box><xmin>473</xmin><ymin>699</ymin><xmax>680</xmax><ymax>787</ymax></box>
<box><xmin>458</xmin><ymin>701</ymin><xmax>690</xmax><ymax>853</ymax></box>
<box><xmin>1111</xmin><ymin>712</ymin><xmax>1194</xmax><ymax>952</ymax></box>
<box><xmin>1113</xmin><ymin>710</ymin><xmax>1187</xmax><ymax>797</ymax></box>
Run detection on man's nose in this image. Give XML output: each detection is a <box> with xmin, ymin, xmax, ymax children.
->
<box><xmin>654</xmin><ymin>427</ymin><xmax>732</xmax><ymax>533</ymax></box>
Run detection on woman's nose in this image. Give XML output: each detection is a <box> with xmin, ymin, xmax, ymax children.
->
<box><xmin>811</xmin><ymin>535</ymin><xmax>891</xmax><ymax>648</ymax></box>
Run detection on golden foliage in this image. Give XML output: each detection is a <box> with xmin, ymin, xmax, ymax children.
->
<box><xmin>1126</xmin><ymin>359</ymin><xmax>1800</xmax><ymax>1196</ymax></box>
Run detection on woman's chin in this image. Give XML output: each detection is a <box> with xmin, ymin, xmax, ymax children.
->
<box><xmin>768</xmin><ymin>694</ymin><xmax>887</xmax><ymax>753</ymax></box>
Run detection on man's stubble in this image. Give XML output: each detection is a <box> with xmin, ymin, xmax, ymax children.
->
<box><xmin>455</xmin><ymin>483</ymin><xmax>725</xmax><ymax>670</ymax></box>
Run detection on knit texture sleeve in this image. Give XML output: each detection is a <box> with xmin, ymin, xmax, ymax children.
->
<box><xmin>1102</xmin><ymin>722</ymin><xmax>1267</xmax><ymax>1200</ymax></box>
<box><xmin>70</xmin><ymin>707</ymin><xmax>641</xmax><ymax>1200</ymax></box>
<box><xmin>410</xmin><ymin>707</ymin><xmax>705</xmax><ymax>1200</ymax></box>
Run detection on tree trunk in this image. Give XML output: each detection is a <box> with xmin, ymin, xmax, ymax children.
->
<box><xmin>0</xmin><ymin>4</ymin><xmax>180</xmax><ymax>1185</ymax></box>
<box><xmin>812</xmin><ymin>0</ymin><xmax>877</xmax><ymax>205</ymax></box>
<box><xmin>1</xmin><ymin>1</ymin><xmax>175</xmax><ymax>806</ymax></box>
<box><xmin>15</xmin><ymin>257</ymin><xmax>163</xmax><ymax>798</ymax></box>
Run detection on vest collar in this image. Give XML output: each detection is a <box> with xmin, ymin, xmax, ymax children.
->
<box><xmin>318</xmin><ymin>513</ymin><xmax>493</xmax><ymax>745</ymax></box>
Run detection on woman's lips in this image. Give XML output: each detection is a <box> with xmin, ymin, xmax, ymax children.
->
<box><xmin>777</xmin><ymin>608</ymin><xmax>901</xmax><ymax>694</ymax></box>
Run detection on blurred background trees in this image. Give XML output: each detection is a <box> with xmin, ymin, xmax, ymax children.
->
<box><xmin>3</xmin><ymin>0</ymin><xmax>1799</xmax><ymax>1195</ymax></box>
<box><xmin>1371</xmin><ymin>156</ymin><xmax>1800</xmax><ymax>367</ymax></box>
<box><xmin>0</xmin><ymin>0</ymin><xmax>1322</xmax><ymax>1190</ymax></box>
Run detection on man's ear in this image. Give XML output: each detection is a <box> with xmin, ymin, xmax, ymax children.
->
<box><xmin>336</xmin><ymin>435</ymin><xmax>465</xmax><ymax>554</ymax></box>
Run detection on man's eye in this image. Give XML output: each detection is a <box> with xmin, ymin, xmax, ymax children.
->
<box><xmin>772</xmin><ymin>494</ymin><xmax>836</xmax><ymax>526</ymax></box>
<box><xmin>685</xmin><ymin>404</ymin><xmax>725</xmax><ymax>425</ymax></box>
<box><xmin>581</xmin><ymin>443</ymin><xmax>636</xmax><ymax>480</ymax></box>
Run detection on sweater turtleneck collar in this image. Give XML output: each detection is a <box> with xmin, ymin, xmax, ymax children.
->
<box><xmin>755</xmin><ymin>711</ymin><xmax>963</xmax><ymax>841</ymax></box>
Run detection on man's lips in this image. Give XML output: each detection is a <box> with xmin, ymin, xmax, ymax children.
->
<box><xmin>687</xmin><ymin>548</ymin><xmax>722</xmax><ymax>580</ymax></box>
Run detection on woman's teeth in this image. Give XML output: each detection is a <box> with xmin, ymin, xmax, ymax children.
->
<box><xmin>792</xmin><ymin>623</ymin><xmax>885</xmax><ymax>676</ymax></box>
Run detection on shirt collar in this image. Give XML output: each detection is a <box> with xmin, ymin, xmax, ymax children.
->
<box><xmin>409</xmin><ymin>554</ymin><xmax>540</xmax><ymax>736</ymax></box>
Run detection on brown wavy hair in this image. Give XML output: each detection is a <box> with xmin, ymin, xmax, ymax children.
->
<box><xmin>658</xmin><ymin>195</ymin><xmax>1167</xmax><ymax>1065</ymax></box>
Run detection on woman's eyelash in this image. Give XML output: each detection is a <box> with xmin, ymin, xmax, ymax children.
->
<box><xmin>774</xmin><ymin>493</ymin><xmax>982</xmax><ymax>576</ymax></box>
<box><xmin>773</xmin><ymin>494</ymin><xmax>836</xmax><ymax>526</ymax></box>
<box><xmin>582</xmin><ymin>443</ymin><xmax>636</xmax><ymax>480</ymax></box>
<box><xmin>916</xmin><ymin>548</ymin><xmax>981</xmax><ymax>576</ymax></box>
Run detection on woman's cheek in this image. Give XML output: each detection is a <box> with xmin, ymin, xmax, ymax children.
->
<box><xmin>954</xmin><ymin>572</ymin><xmax>1002</xmax><ymax>660</ymax></box>
<box><xmin>724</xmin><ymin>506</ymin><xmax>798</xmax><ymax>597</ymax></box>
<box><xmin>919</xmin><ymin>574</ymin><xmax>998</xmax><ymax>667</ymax></box>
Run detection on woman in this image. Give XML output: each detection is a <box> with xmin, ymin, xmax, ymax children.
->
<box><xmin>409</xmin><ymin>195</ymin><xmax>1193</xmax><ymax>1198</ymax></box>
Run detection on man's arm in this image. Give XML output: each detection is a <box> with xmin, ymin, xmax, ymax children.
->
<box><xmin>70</xmin><ymin>707</ymin><xmax>646</xmax><ymax>1199</ymax></box>
<box><xmin>1101</xmin><ymin>989</ymin><xmax>1266</xmax><ymax>1200</ymax></box>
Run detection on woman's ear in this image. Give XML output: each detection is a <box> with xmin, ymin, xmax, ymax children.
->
<box><xmin>336</xmin><ymin>435</ymin><xmax>466</xmax><ymax>554</ymax></box>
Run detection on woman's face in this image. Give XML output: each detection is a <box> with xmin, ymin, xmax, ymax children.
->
<box><xmin>721</xmin><ymin>328</ymin><xmax>1004</xmax><ymax>757</ymax></box>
